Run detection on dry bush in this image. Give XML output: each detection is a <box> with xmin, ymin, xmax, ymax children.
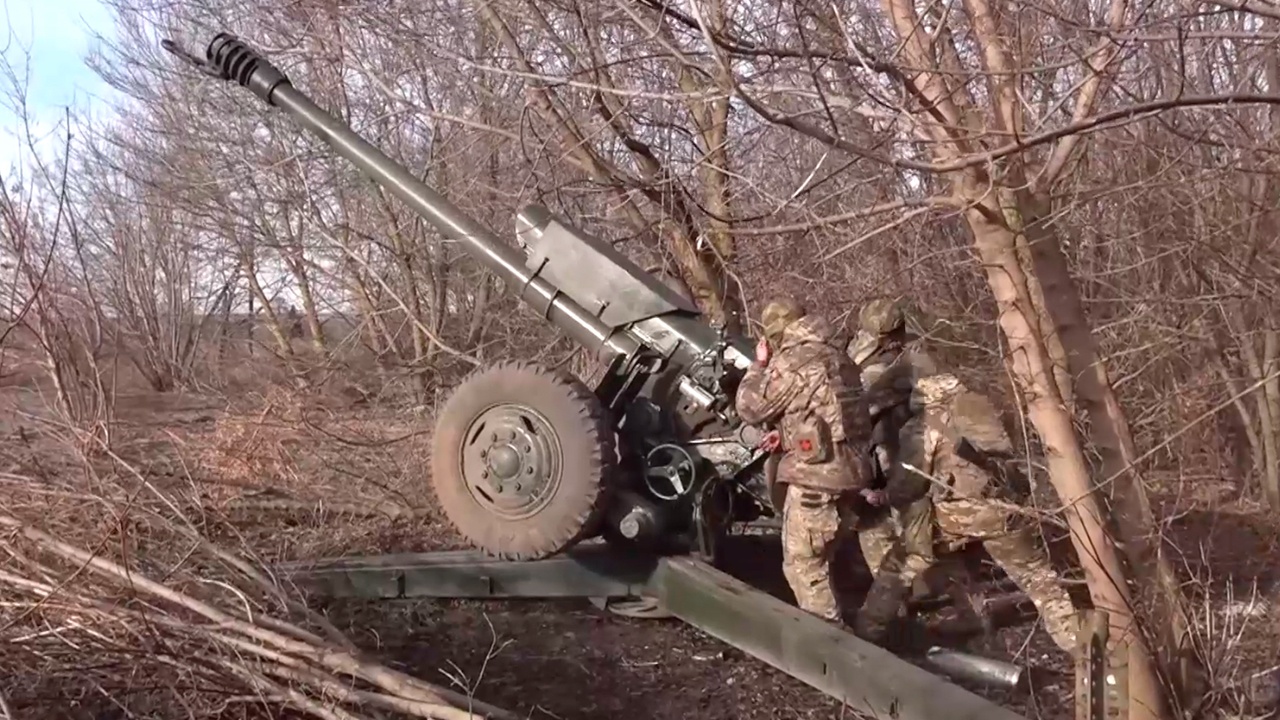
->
<box><xmin>0</xmin><ymin>451</ymin><xmax>515</xmax><ymax>720</ymax></box>
<box><xmin>194</xmin><ymin>385</ymin><xmax>430</xmax><ymax>521</ymax></box>
<box><xmin>0</xmin><ymin>69</ymin><xmax>507</xmax><ymax>720</ymax></box>
<box><xmin>198</xmin><ymin>385</ymin><xmax>312</xmax><ymax>490</ymax></box>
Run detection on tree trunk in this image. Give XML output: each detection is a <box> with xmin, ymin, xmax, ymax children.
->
<box><xmin>240</xmin><ymin>253</ymin><xmax>297</xmax><ymax>367</ymax></box>
<box><xmin>870</xmin><ymin>4</ymin><xmax>1175</xmax><ymax>709</ymax></box>
<box><xmin>998</xmin><ymin>186</ymin><xmax>1077</xmax><ymax>412</ymax></box>
<box><xmin>962</xmin><ymin>187</ymin><xmax>1170</xmax><ymax>720</ymax></box>
<box><xmin>291</xmin><ymin>257</ymin><xmax>328</xmax><ymax>357</ymax></box>
<box><xmin>1260</xmin><ymin>330</ymin><xmax>1280</xmax><ymax>507</ymax></box>
<box><xmin>1213</xmin><ymin>353</ymin><xmax>1267</xmax><ymax>483</ymax></box>
<box><xmin>674</xmin><ymin>0</ymin><xmax>740</xmax><ymax>332</ymax></box>
<box><xmin>378</xmin><ymin>197</ymin><xmax>431</xmax><ymax>380</ymax></box>
<box><xmin>1017</xmin><ymin>189</ymin><xmax>1196</xmax><ymax>706</ymax></box>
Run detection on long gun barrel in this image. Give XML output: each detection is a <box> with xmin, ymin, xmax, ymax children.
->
<box><xmin>199</xmin><ymin>33</ymin><xmax>641</xmax><ymax>361</ymax></box>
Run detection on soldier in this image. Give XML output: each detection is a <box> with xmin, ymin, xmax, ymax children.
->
<box><xmin>847</xmin><ymin>298</ymin><xmax>940</xmax><ymax>603</ymax></box>
<box><xmin>735</xmin><ymin>296</ymin><xmax>879</xmax><ymax>622</ymax></box>
<box><xmin>855</xmin><ymin>373</ymin><xmax>1080</xmax><ymax>654</ymax></box>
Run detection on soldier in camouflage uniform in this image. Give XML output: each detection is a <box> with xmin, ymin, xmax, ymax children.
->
<box><xmin>857</xmin><ymin>373</ymin><xmax>1080</xmax><ymax>653</ymax></box>
<box><xmin>735</xmin><ymin>297</ymin><xmax>878</xmax><ymax>622</ymax></box>
<box><xmin>846</xmin><ymin>298</ymin><xmax>941</xmax><ymax>609</ymax></box>
<box><xmin>847</xmin><ymin>298</ymin><xmax>939</xmax><ymax>384</ymax></box>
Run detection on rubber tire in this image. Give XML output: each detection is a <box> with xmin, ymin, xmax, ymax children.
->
<box><xmin>431</xmin><ymin>360</ymin><xmax>615</xmax><ymax>560</ymax></box>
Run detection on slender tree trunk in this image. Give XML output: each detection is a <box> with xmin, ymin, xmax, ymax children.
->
<box><xmin>286</xmin><ymin>251</ymin><xmax>328</xmax><ymax>356</ymax></box>
<box><xmin>1260</xmin><ymin>330</ymin><xmax>1280</xmax><ymax>507</ymax></box>
<box><xmin>240</xmin><ymin>253</ymin><xmax>297</xmax><ymax>366</ymax></box>
<box><xmin>870</xmin><ymin>5</ymin><xmax>1173</xmax><ymax>709</ymax></box>
<box><xmin>1015</xmin><ymin>188</ymin><xmax>1197</xmax><ymax>705</ymax></box>
<box><xmin>998</xmin><ymin>186</ymin><xmax>1077</xmax><ymax>412</ymax></box>
<box><xmin>1212</xmin><ymin>353</ymin><xmax>1266</xmax><ymax>483</ymax></box>
<box><xmin>675</xmin><ymin>0</ymin><xmax>740</xmax><ymax>331</ymax></box>
<box><xmin>379</xmin><ymin>201</ymin><xmax>431</xmax><ymax>366</ymax></box>
<box><xmin>963</xmin><ymin>186</ymin><xmax>1170</xmax><ymax>720</ymax></box>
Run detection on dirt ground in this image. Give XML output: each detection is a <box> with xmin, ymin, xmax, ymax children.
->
<box><xmin>3</xmin><ymin>378</ymin><xmax>1278</xmax><ymax>719</ymax></box>
<box><xmin>325</xmin><ymin>597</ymin><xmax>867</xmax><ymax>720</ymax></box>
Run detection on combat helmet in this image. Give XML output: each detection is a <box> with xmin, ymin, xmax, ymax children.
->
<box><xmin>859</xmin><ymin>297</ymin><xmax>906</xmax><ymax>336</ymax></box>
<box><xmin>760</xmin><ymin>296</ymin><xmax>807</xmax><ymax>344</ymax></box>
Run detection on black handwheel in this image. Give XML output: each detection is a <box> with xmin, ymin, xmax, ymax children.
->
<box><xmin>430</xmin><ymin>361</ymin><xmax>615</xmax><ymax>559</ymax></box>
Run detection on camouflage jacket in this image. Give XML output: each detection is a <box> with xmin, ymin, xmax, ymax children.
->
<box><xmin>849</xmin><ymin>331</ymin><xmax>940</xmax><ymax>418</ymax></box>
<box><xmin>846</xmin><ymin>331</ymin><xmax>939</xmax><ymax>493</ymax></box>
<box><xmin>895</xmin><ymin>375</ymin><xmax>1017</xmax><ymax>505</ymax></box>
<box><xmin>736</xmin><ymin>316</ymin><xmax>873</xmax><ymax>493</ymax></box>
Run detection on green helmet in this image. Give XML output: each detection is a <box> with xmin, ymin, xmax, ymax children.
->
<box><xmin>858</xmin><ymin>298</ymin><xmax>905</xmax><ymax>336</ymax></box>
<box><xmin>761</xmin><ymin>296</ymin><xmax>806</xmax><ymax>343</ymax></box>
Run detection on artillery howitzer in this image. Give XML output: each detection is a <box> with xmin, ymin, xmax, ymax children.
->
<box><xmin>165</xmin><ymin>33</ymin><xmax>773</xmax><ymax>563</ymax></box>
<box><xmin>158</xmin><ymin>34</ymin><xmax>1036</xmax><ymax>720</ymax></box>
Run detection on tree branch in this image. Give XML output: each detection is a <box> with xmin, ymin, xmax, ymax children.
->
<box><xmin>746</xmin><ymin>89</ymin><xmax>1280</xmax><ymax>175</ymax></box>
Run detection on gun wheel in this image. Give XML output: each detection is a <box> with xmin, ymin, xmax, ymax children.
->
<box><xmin>431</xmin><ymin>360</ymin><xmax>615</xmax><ymax>560</ymax></box>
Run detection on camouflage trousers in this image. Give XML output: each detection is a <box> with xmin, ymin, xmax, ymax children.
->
<box><xmin>935</xmin><ymin>497</ymin><xmax>1079</xmax><ymax>652</ymax></box>
<box><xmin>858</xmin><ymin>497</ymin><xmax>935</xmax><ymax>584</ymax></box>
<box><xmin>781</xmin><ymin>483</ymin><xmax>854</xmax><ymax>622</ymax></box>
<box><xmin>856</xmin><ymin>496</ymin><xmax>1079</xmax><ymax>653</ymax></box>
<box><xmin>861</xmin><ymin>446</ymin><xmax>936</xmax><ymax>580</ymax></box>
<box><xmin>852</xmin><ymin>498</ymin><xmax>935</xmax><ymax>641</ymax></box>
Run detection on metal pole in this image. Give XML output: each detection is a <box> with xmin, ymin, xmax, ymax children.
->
<box><xmin>1076</xmin><ymin>609</ymin><xmax>1130</xmax><ymax>720</ymax></box>
<box><xmin>1106</xmin><ymin>629</ymin><xmax>1131</xmax><ymax>720</ymax></box>
<box><xmin>648</xmin><ymin>556</ymin><xmax>1030</xmax><ymax>720</ymax></box>
<box><xmin>1076</xmin><ymin>609</ymin><xmax>1109</xmax><ymax>720</ymax></box>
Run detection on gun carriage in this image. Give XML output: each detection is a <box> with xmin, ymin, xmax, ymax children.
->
<box><xmin>158</xmin><ymin>34</ymin><xmax>1037</xmax><ymax>720</ymax></box>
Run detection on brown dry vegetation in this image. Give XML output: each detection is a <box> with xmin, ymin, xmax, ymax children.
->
<box><xmin>6</xmin><ymin>0</ymin><xmax>1280</xmax><ymax>718</ymax></box>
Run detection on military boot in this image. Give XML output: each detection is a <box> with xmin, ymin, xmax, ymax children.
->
<box><xmin>950</xmin><ymin>582</ymin><xmax>996</xmax><ymax>639</ymax></box>
<box><xmin>854</xmin><ymin>573</ymin><xmax>911</xmax><ymax>648</ymax></box>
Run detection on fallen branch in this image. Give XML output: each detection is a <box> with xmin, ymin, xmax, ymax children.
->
<box><xmin>0</xmin><ymin>502</ymin><xmax>519</xmax><ymax>720</ymax></box>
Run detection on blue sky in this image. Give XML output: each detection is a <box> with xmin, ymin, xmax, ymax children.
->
<box><xmin>1</xmin><ymin>0</ymin><xmax>117</xmax><ymax>171</ymax></box>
